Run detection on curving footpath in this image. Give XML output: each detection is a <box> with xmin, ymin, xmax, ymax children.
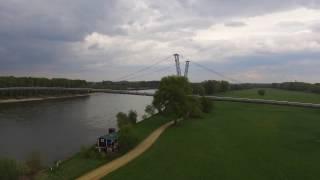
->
<box><xmin>77</xmin><ymin>120</ymin><xmax>174</xmax><ymax>180</ymax></box>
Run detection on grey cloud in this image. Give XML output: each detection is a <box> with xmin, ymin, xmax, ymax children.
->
<box><xmin>277</xmin><ymin>21</ymin><xmax>306</xmax><ymax>28</ymax></box>
<box><xmin>224</xmin><ymin>21</ymin><xmax>247</xmax><ymax>27</ymax></box>
<box><xmin>189</xmin><ymin>51</ymin><xmax>320</xmax><ymax>83</ymax></box>
<box><xmin>0</xmin><ymin>0</ymin><xmax>123</xmax><ymax>41</ymax></box>
<box><xmin>176</xmin><ymin>0</ymin><xmax>319</xmax><ymax>18</ymax></box>
<box><xmin>1</xmin><ymin>0</ymin><xmax>320</xmax><ymax>82</ymax></box>
<box><xmin>311</xmin><ymin>23</ymin><xmax>320</xmax><ymax>32</ymax></box>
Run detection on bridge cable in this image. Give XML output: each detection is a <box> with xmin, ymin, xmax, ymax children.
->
<box><xmin>190</xmin><ymin>61</ymin><xmax>242</xmax><ymax>84</ymax></box>
<box><xmin>112</xmin><ymin>55</ymin><xmax>172</xmax><ymax>82</ymax></box>
<box><xmin>124</xmin><ymin>65</ymin><xmax>176</xmax><ymax>81</ymax></box>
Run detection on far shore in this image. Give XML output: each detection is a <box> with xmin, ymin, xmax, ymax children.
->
<box><xmin>0</xmin><ymin>94</ymin><xmax>91</xmax><ymax>104</ymax></box>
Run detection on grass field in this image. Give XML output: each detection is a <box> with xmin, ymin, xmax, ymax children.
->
<box><xmin>39</xmin><ymin>115</ymin><xmax>171</xmax><ymax>180</ymax></box>
<box><xmin>216</xmin><ymin>88</ymin><xmax>320</xmax><ymax>104</ymax></box>
<box><xmin>104</xmin><ymin>102</ymin><xmax>320</xmax><ymax>180</ymax></box>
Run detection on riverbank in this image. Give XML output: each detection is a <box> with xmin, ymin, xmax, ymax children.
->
<box><xmin>77</xmin><ymin>120</ymin><xmax>174</xmax><ymax>180</ymax></box>
<box><xmin>0</xmin><ymin>94</ymin><xmax>91</xmax><ymax>104</ymax></box>
<box><xmin>39</xmin><ymin>114</ymin><xmax>172</xmax><ymax>180</ymax></box>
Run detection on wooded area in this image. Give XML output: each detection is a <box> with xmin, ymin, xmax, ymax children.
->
<box><xmin>0</xmin><ymin>76</ymin><xmax>88</xmax><ymax>88</ymax></box>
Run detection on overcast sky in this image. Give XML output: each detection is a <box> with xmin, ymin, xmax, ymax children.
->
<box><xmin>0</xmin><ymin>0</ymin><xmax>319</xmax><ymax>83</ymax></box>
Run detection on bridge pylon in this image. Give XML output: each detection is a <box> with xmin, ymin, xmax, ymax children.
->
<box><xmin>184</xmin><ymin>60</ymin><xmax>190</xmax><ymax>78</ymax></box>
<box><xmin>174</xmin><ymin>54</ymin><xmax>181</xmax><ymax>76</ymax></box>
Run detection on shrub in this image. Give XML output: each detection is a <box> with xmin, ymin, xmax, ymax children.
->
<box><xmin>0</xmin><ymin>158</ymin><xmax>23</xmax><ymax>180</ymax></box>
<box><xmin>187</xmin><ymin>97</ymin><xmax>203</xmax><ymax>118</ymax></box>
<box><xmin>128</xmin><ymin>110</ymin><xmax>138</xmax><ymax>124</ymax></box>
<box><xmin>258</xmin><ymin>89</ymin><xmax>266</xmax><ymax>96</ymax></box>
<box><xmin>189</xmin><ymin>106</ymin><xmax>203</xmax><ymax>118</ymax></box>
<box><xmin>142</xmin><ymin>114</ymin><xmax>148</xmax><ymax>120</ymax></box>
<box><xmin>118</xmin><ymin>125</ymin><xmax>138</xmax><ymax>151</ymax></box>
<box><xmin>87</xmin><ymin>149</ymin><xmax>98</xmax><ymax>159</ymax></box>
<box><xmin>80</xmin><ymin>146</ymin><xmax>105</xmax><ymax>159</ymax></box>
<box><xmin>80</xmin><ymin>146</ymin><xmax>90</xmax><ymax>158</ymax></box>
<box><xmin>145</xmin><ymin>105</ymin><xmax>156</xmax><ymax>116</ymax></box>
<box><xmin>192</xmin><ymin>84</ymin><xmax>205</xmax><ymax>95</ymax></box>
<box><xmin>200</xmin><ymin>97</ymin><xmax>213</xmax><ymax>113</ymax></box>
<box><xmin>116</xmin><ymin>111</ymin><xmax>139</xmax><ymax>151</ymax></box>
<box><xmin>116</xmin><ymin>112</ymin><xmax>129</xmax><ymax>129</ymax></box>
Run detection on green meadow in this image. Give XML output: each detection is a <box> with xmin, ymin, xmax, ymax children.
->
<box><xmin>104</xmin><ymin>101</ymin><xmax>320</xmax><ymax>180</ymax></box>
<box><xmin>217</xmin><ymin>88</ymin><xmax>320</xmax><ymax>104</ymax></box>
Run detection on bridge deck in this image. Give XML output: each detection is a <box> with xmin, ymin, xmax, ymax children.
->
<box><xmin>1</xmin><ymin>87</ymin><xmax>319</xmax><ymax>108</ymax></box>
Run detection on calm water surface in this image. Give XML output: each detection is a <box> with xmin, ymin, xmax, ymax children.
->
<box><xmin>0</xmin><ymin>93</ymin><xmax>152</xmax><ymax>164</ymax></box>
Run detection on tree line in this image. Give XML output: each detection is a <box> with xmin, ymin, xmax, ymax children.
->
<box><xmin>228</xmin><ymin>82</ymin><xmax>320</xmax><ymax>94</ymax></box>
<box><xmin>0</xmin><ymin>76</ymin><xmax>161</xmax><ymax>90</ymax></box>
<box><xmin>272</xmin><ymin>82</ymin><xmax>320</xmax><ymax>94</ymax></box>
<box><xmin>1</xmin><ymin>76</ymin><xmax>319</xmax><ymax>95</ymax></box>
<box><xmin>192</xmin><ymin>80</ymin><xmax>230</xmax><ymax>95</ymax></box>
<box><xmin>0</xmin><ymin>76</ymin><xmax>88</xmax><ymax>88</ymax></box>
<box><xmin>0</xmin><ymin>76</ymin><xmax>90</xmax><ymax>99</ymax></box>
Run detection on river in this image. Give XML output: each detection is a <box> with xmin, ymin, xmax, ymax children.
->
<box><xmin>0</xmin><ymin>93</ymin><xmax>153</xmax><ymax>165</ymax></box>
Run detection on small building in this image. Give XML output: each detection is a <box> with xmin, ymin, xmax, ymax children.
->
<box><xmin>96</xmin><ymin>128</ymin><xmax>119</xmax><ymax>152</ymax></box>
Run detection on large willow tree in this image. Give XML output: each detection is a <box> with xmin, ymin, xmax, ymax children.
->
<box><xmin>152</xmin><ymin>76</ymin><xmax>201</xmax><ymax>124</ymax></box>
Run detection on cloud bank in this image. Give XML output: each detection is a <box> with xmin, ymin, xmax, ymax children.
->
<box><xmin>0</xmin><ymin>0</ymin><xmax>319</xmax><ymax>82</ymax></box>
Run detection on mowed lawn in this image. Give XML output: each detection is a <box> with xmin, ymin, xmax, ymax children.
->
<box><xmin>216</xmin><ymin>88</ymin><xmax>320</xmax><ymax>104</ymax></box>
<box><xmin>104</xmin><ymin>102</ymin><xmax>320</xmax><ymax>180</ymax></box>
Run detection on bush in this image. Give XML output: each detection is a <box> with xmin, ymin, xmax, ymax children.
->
<box><xmin>128</xmin><ymin>110</ymin><xmax>138</xmax><ymax>124</ymax></box>
<box><xmin>80</xmin><ymin>146</ymin><xmax>91</xmax><ymax>158</ymax></box>
<box><xmin>187</xmin><ymin>97</ymin><xmax>203</xmax><ymax>118</ymax></box>
<box><xmin>145</xmin><ymin>105</ymin><xmax>156</xmax><ymax>116</ymax></box>
<box><xmin>117</xmin><ymin>110</ymin><xmax>139</xmax><ymax>129</ymax></box>
<box><xmin>116</xmin><ymin>111</ymin><xmax>139</xmax><ymax>151</ymax></box>
<box><xmin>118</xmin><ymin>125</ymin><xmax>138</xmax><ymax>151</ymax></box>
<box><xmin>0</xmin><ymin>158</ymin><xmax>23</xmax><ymax>180</ymax></box>
<box><xmin>200</xmin><ymin>97</ymin><xmax>213</xmax><ymax>113</ymax></box>
<box><xmin>258</xmin><ymin>89</ymin><xmax>266</xmax><ymax>96</ymax></box>
<box><xmin>116</xmin><ymin>112</ymin><xmax>129</xmax><ymax>129</ymax></box>
<box><xmin>80</xmin><ymin>146</ymin><xmax>105</xmax><ymax>159</ymax></box>
<box><xmin>142</xmin><ymin>114</ymin><xmax>148</xmax><ymax>120</ymax></box>
<box><xmin>192</xmin><ymin>84</ymin><xmax>205</xmax><ymax>95</ymax></box>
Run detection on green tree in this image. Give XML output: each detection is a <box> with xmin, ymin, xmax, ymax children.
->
<box><xmin>258</xmin><ymin>89</ymin><xmax>266</xmax><ymax>96</ymax></box>
<box><xmin>220</xmin><ymin>81</ymin><xmax>230</xmax><ymax>92</ymax></box>
<box><xmin>145</xmin><ymin>104</ymin><xmax>156</xmax><ymax>116</ymax></box>
<box><xmin>202</xmin><ymin>80</ymin><xmax>219</xmax><ymax>95</ymax></box>
<box><xmin>118</xmin><ymin>125</ymin><xmax>138</xmax><ymax>151</ymax></box>
<box><xmin>200</xmin><ymin>97</ymin><xmax>214</xmax><ymax>113</ymax></box>
<box><xmin>128</xmin><ymin>110</ymin><xmax>138</xmax><ymax>124</ymax></box>
<box><xmin>192</xmin><ymin>84</ymin><xmax>205</xmax><ymax>95</ymax></box>
<box><xmin>153</xmin><ymin>76</ymin><xmax>198</xmax><ymax>124</ymax></box>
<box><xmin>116</xmin><ymin>111</ymin><xmax>138</xmax><ymax>151</ymax></box>
<box><xmin>116</xmin><ymin>112</ymin><xmax>130</xmax><ymax>129</ymax></box>
<box><xmin>184</xmin><ymin>96</ymin><xmax>203</xmax><ymax>118</ymax></box>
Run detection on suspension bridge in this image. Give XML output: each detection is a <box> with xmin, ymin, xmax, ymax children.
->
<box><xmin>1</xmin><ymin>53</ymin><xmax>319</xmax><ymax>108</ymax></box>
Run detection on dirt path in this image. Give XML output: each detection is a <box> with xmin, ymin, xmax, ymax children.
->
<box><xmin>77</xmin><ymin>120</ymin><xmax>174</xmax><ymax>180</ymax></box>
